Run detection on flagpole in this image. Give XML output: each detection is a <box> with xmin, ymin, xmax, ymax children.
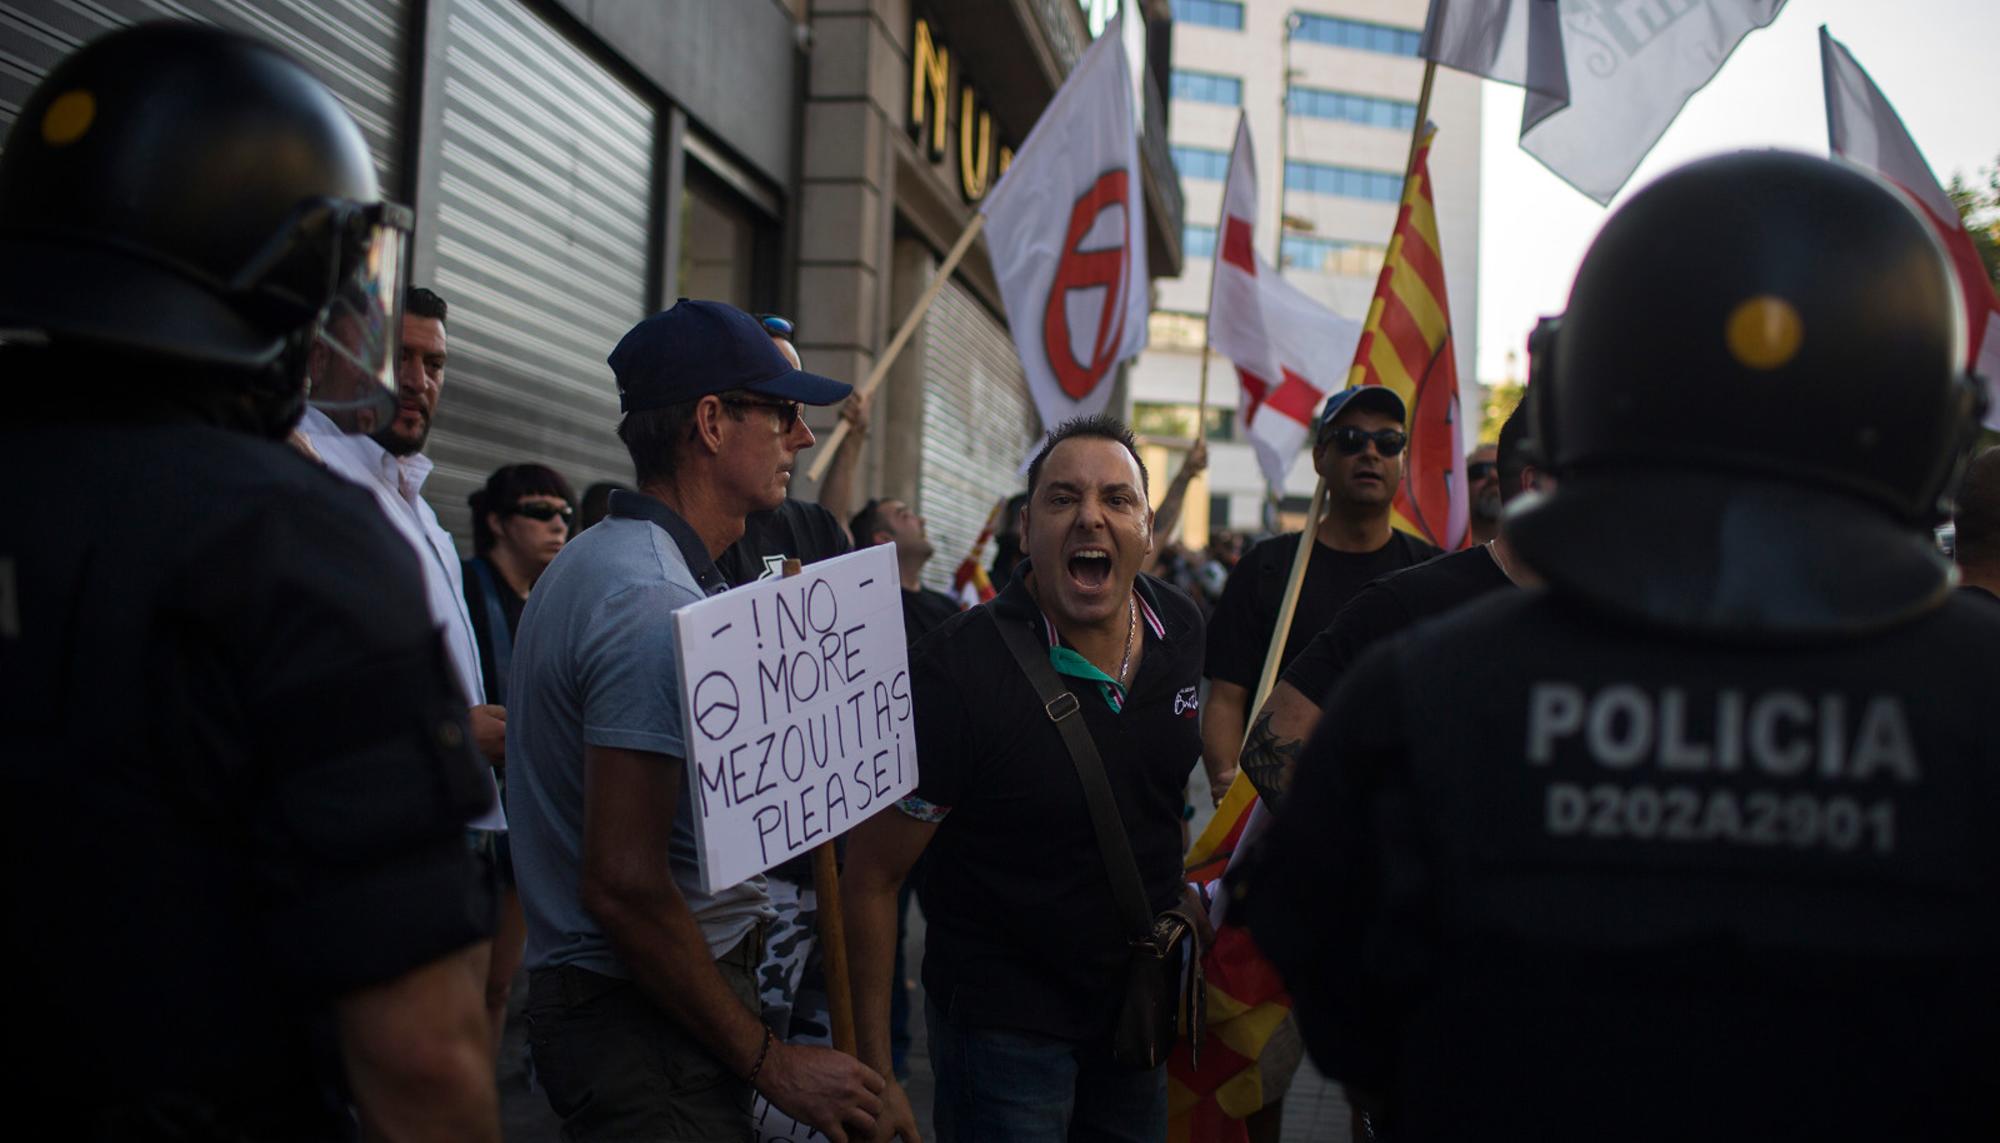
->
<box><xmin>805</xmin><ymin>213</ymin><xmax>988</xmax><ymax>483</ymax></box>
<box><xmin>1233</xmin><ymin>60</ymin><xmax>1440</xmax><ymax>732</ymax></box>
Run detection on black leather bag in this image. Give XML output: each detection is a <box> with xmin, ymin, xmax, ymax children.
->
<box><xmin>995</xmin><ymin>615</ymin><xmax>1206</xmax><ymax>1070</ymax></box>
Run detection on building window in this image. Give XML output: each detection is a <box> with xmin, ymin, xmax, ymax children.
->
<box><xmin>1292</xmin><ymin>13</ymin><xmax>1422</xmax><ymax>57</ymax></box>
<box><xmin>1171</xmin><ymin>0</ymin><xmax>1244</xmax><ymax>30</ymax></box>
<box><xmin>1134</xmin><ymin>401</ymin><xmax>1234</xmax><ymax>442</ymax></box>
<box><xmin>1289</xmin><ymin>86</ymin><xmax>1418</xmax><ymax>130</ymax></box>
<box><xmin>1284</xmin><ymin>160</ymin><xmax>1403</xmax><ymax>203</ymax></box>
<box><xmin>1170</xmin><ymin>145</ymin><xmax>1231</xmax><ymax>181</ymax></box>
<box><xmin>1149</xmin><ymin>310</ymin><xmax>1209</xmax><ymax>352</ymax></box>
<box><xmin>1184</xmin><ymin>223</ymin><xmax>1218</xmax><ymax>258</ymax></box>
<box><xmin>1281</xmin><ymin>235</ymin><xmax>1388</xmax><ymax>278</ymax></box>
<box><xmin>1170</xmin><ymin>70</ymin><xmax>1242</xmax><ymax>106</ymax></box>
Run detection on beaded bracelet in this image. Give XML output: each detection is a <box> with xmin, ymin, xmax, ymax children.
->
<box><xmin>745</xmin><ymin>1026</ymin><xmax>776</xmax><ymax>1084</ymax></box>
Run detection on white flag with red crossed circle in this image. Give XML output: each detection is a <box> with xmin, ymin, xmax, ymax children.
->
<box><xmin>979</xmin><ymin>20</ymin><xmax>1148</xmax><ymax>438</ymax></box>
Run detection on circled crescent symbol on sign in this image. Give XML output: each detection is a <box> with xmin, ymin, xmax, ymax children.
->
<box><xmin>692</xmin><ymin>671</ymin><xmax>741</xmax><ymax>741</ymax></box>
<box><xmin>1042</xmin><ymin>168</ymin><xmax>1131</xmax><ymax>400</ymax></box>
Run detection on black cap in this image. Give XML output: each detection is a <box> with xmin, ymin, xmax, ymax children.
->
<box><xmin>609</xmin><ymin>299</ymin><xmax>852</xmax><ymax>414</ymax></box>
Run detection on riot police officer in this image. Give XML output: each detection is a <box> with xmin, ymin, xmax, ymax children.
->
<box><xmin>0</xmin><ymin>24</ymin><xmax>499</xmax><ymax>1141</ymax></box>
<box><xmin>1242</xmin><ymin>151</ymin><xmax>1997</xmax><ymax>1141</ymax></box>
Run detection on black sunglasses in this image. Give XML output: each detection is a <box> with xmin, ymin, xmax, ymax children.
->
<box><xmin>722</xmin><ymin>395</ymin><xmax>802</xmax><ymax>431</ymax></box>
<box><xmin>1324</xmin><ymin>426</ymin><xmax>1407</xmax><ymax>457</ymax></box>
<box><xmin>1466</xmin><ymin>460</ymin><xmax>1497</xmax><ymax>480</ymax></box>
<box><xmin>508</xmin><ymin>501</ymin><xmax>573</xmax><ymax>523</ymax></box>
<box><xmin>758</xmin><ymin>314</ymin><xmax>796</xmax><ymax>339</ymax></box>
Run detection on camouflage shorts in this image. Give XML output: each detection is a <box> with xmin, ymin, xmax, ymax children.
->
<box><xmin>756</xmin><ymin>873</ymin><xmax>831</xmax><ymax>1045</ymax></box>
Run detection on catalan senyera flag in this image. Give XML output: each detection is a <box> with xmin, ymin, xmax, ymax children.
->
<box><xmin>950</xmin><ymin>495</ymin><xmax>1007</xmax><ymax>609</ymax></box>
<box><xmin>1347</xmin><ymin>124</ymin><xmax>1468</xmax><ymax>551</ymax></box>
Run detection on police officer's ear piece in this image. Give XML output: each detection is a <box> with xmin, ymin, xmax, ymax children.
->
<box><xmin>1523</xmin><ymin>315</ymin><xmax>1563</xmax><ymax>470</ymax></box>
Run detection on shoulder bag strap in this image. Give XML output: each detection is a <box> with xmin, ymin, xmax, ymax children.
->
<box><xmin>992</xmin><ymin>613</ymin><xmax>1154</xmax><ymax>940</ymax></box>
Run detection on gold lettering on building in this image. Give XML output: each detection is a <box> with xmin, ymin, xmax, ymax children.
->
<box><xmin>911</xmin><ymin>18</ymin><xmax>949</xmax><ymax>160</ymax></box>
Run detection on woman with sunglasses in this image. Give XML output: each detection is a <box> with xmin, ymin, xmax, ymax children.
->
<box><xmin>462</xmin><ymin>461</ymin><xmax>576</xmax><ymax>1054</ymax></box>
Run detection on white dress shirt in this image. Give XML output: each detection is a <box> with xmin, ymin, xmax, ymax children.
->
<box><xmin>300</xmin><ymin>407</ymin><xmax>506</xmax><ymax>830</ymax></box>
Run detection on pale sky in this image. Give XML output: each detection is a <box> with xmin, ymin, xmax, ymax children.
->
<box><xmin>1472</xmin><ymin>0</ymin><xmax>2000</xmax><ymax>385</ymax></box>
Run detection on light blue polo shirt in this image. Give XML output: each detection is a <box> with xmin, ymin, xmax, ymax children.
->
<box><xmin>507</xmin><ymin>491</ymin><xmax>775</xmax><ymax>974</ymax></box>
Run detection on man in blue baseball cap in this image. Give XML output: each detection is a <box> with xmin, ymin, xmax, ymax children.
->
<box><xmin>505</xmin><ymin>300</ymin><xmax>886</xmax><ymax>1141</ymax></box>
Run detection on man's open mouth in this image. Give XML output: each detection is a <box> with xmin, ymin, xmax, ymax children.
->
<box><xmin>1067</xmin><ymin>547</ymin><xmax>1113</xmax><ymax>589</ymax></box>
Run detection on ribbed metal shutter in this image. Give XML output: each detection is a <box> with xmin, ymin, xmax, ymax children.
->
<box><xmin>422</xmin><ymin>0</ymin><xmax>655</xmax><ymax>541</ymax></box>
<box><xmin>918</xmin><ymin>278</ymin><xmax>1036</xmax><ymax>593</ymax></box>
<box><xmin>0</xmin><ymin>0</ymin><xmax>410</xmax><ymax>195</ymax></box>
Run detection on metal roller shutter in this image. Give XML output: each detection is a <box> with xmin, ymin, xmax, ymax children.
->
<box><xmin>423</xmin><ymin>0</ymin><xmax>655</xmax><ymax>542</ymax></box>
<box><xmin>918</xmin><ymin>277</ymin><xmax>1036</xmax><ymax>593</ymax></box>
<box><xmin>0</xmin><ymin>0</ymin><xmax>411</xmax><ymax>194</ymax></box>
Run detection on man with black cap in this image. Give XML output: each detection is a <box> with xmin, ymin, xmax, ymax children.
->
<box><xmin>1242</xmin><ymin>151</ymin><xmax>1999</xmax><ymax>1141</ymax></box>
<box><xmin>1235</xmin><ymin>400</ymin><xmax>1541</xmax><ymax>810</ymax></box>
<box><xmin>1199</xmin><ymin>385</ymin><xmax>1438</xmax><ymax>806</ymax></box>
<box><xmin>506</xmin><ymin>300</ymin><xmax>885</xmax><ymax>1142</ymax></box>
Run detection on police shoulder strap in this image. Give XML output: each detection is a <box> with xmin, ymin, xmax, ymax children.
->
<box><xmin>993</xmin><ymin>612</ymin><xmax>1155</xmax><ymax>941</ymax></box>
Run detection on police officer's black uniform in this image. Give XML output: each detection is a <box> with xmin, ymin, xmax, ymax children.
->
<box><xmin>0</xmin><ymin>26</ymin><xmax>494</xmax><ymax>1139</ymax></box>
<box><xmin>1242</xmin><ymin>152</ymin><xmax>1999</xmax><ymax>1141</ymax></box>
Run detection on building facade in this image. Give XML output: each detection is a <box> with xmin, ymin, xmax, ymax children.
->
<box><xmin>0</xmin><ymin>0</ymin><xmax>1182</xmax><ymax>588</ymax></box>
<box><xmin>1133</xmin><ymin>0</ymin><xmax>1480</xmax><ymax>537</ymax></box>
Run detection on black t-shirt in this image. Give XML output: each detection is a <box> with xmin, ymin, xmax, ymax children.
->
<box><xmin>0</xmin><ymin>420</ymin><xmax>495</xmax><ymax>1139</ymax></box>
<box><xmin>1245</xmin><ymin>588</ymin><xmax>2000</xmax><ymax>1140</ymax></box>
<box><xmin>909</xmin><ymin>568</ymin><xmax>1204</xmax><ymax>1042</ymax></box>
<box><xmin>902</xmin><ymin>585</ymin><xmax>961</xmax><ymax>646</ymax></box>
<box><xmin>717</xmin><ymin>497</ymin><xmax>852</xmax><ymax>586</ymax></box>
<box><xmin>463</xmin><ymin>555</ymin><xmax>528</xmax><ymax>705</ymax></box>
<box><xmin>1205</xmin><ymin>529</ymin><xmax>1438</xmax><ymax>687</ymax></box>
<box><xmin>1281</xmin><ymin>544</ymin><xmax>1513</xmax><ymax>705</ymax></box>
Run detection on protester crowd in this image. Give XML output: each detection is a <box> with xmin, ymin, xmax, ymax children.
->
<box><xmin>8</xmin><ymin>20</ymin><xmax>2000</xmax><ymax>1143</ymax></box>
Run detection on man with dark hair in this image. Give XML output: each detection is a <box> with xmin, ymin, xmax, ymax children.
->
<box><xmin>852</xmin><ymin>497</ymin><xmax>961</xmax><ymax>645</ymax></box>
<box><xmin>1465</xmin><ymin>441</ymin><xmax>1502</xmax><ymax>545</ymax></box>
<box><xmin>1236</xmin><ymin>401</ymin><xmax>1542</xmax><ymax>809</ymax></box>
<box><xmin>506</xmin><ymin>300</ymin><xmax>884</xmax><ymax>1142</ymax></box>
<box><xmin>0</xmin><ymin>24</ymin><xmax>498</xmax><ymax>1139</ymax></box>
<box><xmin>1953</xmin><ymin>445</ymin><xmax>2000</xmax><ymax>599</ymax></box>
<box><xmin>1199</xmin><ymin>387</ymin><xmax>1439</xmax><ymax>807</ymax></box>
<box><xmin>844</xmin><ymin>414</ymin><xmax>1208</xmax><ymax>1142</ymax></box>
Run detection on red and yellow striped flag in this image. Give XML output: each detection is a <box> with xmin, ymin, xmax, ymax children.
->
<box><xmin>1347</xmin><ymin>124</ymin><xmax>1469</xmax><ymax>550</ymax></box>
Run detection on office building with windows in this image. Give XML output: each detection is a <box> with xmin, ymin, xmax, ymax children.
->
<box><xmin>1134</xmin><ymin>0</ymin><xmax>1481</xmax><ymax>536</ymax></box>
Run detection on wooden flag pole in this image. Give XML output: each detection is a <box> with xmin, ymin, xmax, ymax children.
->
<box><xmin>784</xmin><ymin>556</ymin><xmax>858</xmax><ymax>1056</ymax></box>
<box><xmin>1234</xmin><ymin>61</ymin><xmax>1438</xmax><ymax>733</ymax></box>
<box><xmin>805</xmin><ymin>214</ymin><xmax>989</xmax><ymax>484</ymax></box>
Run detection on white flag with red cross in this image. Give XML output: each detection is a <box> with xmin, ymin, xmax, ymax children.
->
<box><xmin>980</xmin><ymin>21</ymin><xmax>1149</xmax><ymax>436</ymax></box>
<box><xmin>1822</xmin><ymin>27</ymin><xmax>2000</xmax><ymax>428</ymax></box>
<box><xmin>1205</xmin><ymin>115</ymin><xmax>1362</xmax><ymax>491</ymax></box>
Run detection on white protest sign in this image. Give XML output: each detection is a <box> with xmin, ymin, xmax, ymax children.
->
<box><xmin>673</xmin><ymin>543</ymin><xmax>918</xmax><ymax>893</ymax></box>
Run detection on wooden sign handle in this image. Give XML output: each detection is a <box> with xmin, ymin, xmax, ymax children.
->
<box><xmin>779</xmin><ymin>557</ymin><xmax>859</xmax><ymax>1057</ymax></box>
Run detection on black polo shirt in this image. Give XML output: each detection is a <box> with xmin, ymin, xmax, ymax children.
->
<box><xmin>907</xmin><ymin>564</ymin><xmax>1204</xmax><ymax>1042</ymax></box>
<box><xmin>717</xmin><ymin>497</ymin><xmax>851</xmax><ymax>586</ymax></box>
<box><xmin>902</xmin><ymin>585</ymin><xmax>961</xmax><ymax>646</ymax></box>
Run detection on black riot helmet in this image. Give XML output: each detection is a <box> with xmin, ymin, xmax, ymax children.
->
<box><xmin>0</xmin><ymin>22</ymin><xmax>411</xmax><ymax>436</ymax></box>
<box><xmin>1508</xmin><ymin>150</ymin><xmax>1985</xmax><ymax>639</ymax></box>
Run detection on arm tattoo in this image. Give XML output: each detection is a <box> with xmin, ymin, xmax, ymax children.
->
<box><xmin>1239</xmin><ymin>710</ymin><xmax>1302</xmax><ymax>812</ymax></box>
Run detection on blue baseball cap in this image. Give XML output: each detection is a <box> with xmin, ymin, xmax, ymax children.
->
<box><xmin>1316</xmin><ymin>384</ymin><xmax>1407</xmax><ymax>442</ymax></box>
<box><xmin>609</xmin><ymin>299</ymin><xmax>853</xmax><ymax>414</ymax></box>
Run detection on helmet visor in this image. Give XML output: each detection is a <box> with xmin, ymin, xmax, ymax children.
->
<box><xmin>308</xmin><ymin>205</ymin><xmax>411</xmax><ymax>435</ymax></box>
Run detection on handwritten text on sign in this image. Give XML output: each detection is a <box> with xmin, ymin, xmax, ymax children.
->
<box><xmin>673</xmin><ymin>544</ymin><xmax>917</xmax><ymax>892</ymax></box>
